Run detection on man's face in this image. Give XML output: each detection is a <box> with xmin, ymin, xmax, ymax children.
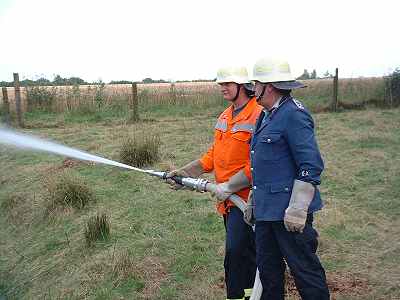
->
<box><xmin>219</xmin><ymin>82</ymin><xmax>239</xmax><ymax>101</ymax></box>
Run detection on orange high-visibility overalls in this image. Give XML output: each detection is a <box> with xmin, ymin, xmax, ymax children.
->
<box><xmin>200</xmin><ymin>96</ymin><xmax>262</xmax><ymax>215</ymax></box>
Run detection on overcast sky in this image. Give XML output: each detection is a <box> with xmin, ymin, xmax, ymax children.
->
<box><xmin>0</xmin><ymin>0</ymin><xmax>399</xmax><ymax>82</ymax></box>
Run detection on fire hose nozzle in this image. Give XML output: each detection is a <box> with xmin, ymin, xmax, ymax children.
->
<box><xmin>176</xmin><ymin>176</ymin><xmax>209</xmax><ymax>192</ymax></box>
<box><xmin>149</xmin><ymin>171</ymin><xmax>248</xmax><ymax>213</ymax></box>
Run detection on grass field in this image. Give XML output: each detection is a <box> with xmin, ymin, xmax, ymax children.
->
<box><xmin>0</xmin><ymin>103</ymin><xmax>399</xmax><ymax>299</ymax></box>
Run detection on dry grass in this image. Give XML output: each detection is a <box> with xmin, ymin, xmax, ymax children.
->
<box><xmin>119</xmin><ymin>132</ymin><xmax>161</xmax><ymax>168</ymax></box>
<box><xmin>0</xmin><ymin>82</ymin><xmax>221</xmax><ymax>112</ymax></box>
<box><xmin>84</xmin><ymin>212</ymin><xmax>111</xmax><ymax>247</ymax></box>
<box><xmin>44</xmin><ymin>170</ymin><xmax>95</xmax><ymax>211</ymax></box>
<box><xmin>112</xmin><ymin>248</ymin><xmax>135</xmax><ymax>281</ymax></box>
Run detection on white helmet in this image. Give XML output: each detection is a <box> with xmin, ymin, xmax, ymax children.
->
<box><xmin>251</xmin><ymin>58</ymin><xmax>304</xmax><ymax>90</ymax></box>
<box><xmin>216</xmin><ymin>66</ymin><xmax>250</xmax><ymax>84</ymax></box>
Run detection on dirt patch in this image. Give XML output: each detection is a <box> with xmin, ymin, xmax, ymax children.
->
<box><xmin>327</xmin><ymin>272</ymin><xmax>370</xmax><ymax>296</ymax></box>
<box><xmin>62</xmin><ymin>158</ymin><xmax>94</xmax><ymax>169</ymax></box>
<box><xmin>40</xmin><ymin>159</ymin><xmax>93</xmax><ymax>175</ymax></box>
<box><xmin>63</xmin><ymin>158</ymin><xmax>80</xmax><ymax>168</ymax></box>
<box><xmin>136</xmin><ymin>256</ymin><xmax>169</xmax><ymax>299</ymax></box>
<box><xmin>23</xmin><ymin>122</ymin><xmax>64</xmax><ymax>129</ymax></box>
<box><xmin>215</xmin><ymin>270</ymin><xmax>370</xmax><ymax>298</ymax></box>
<box><xmin>285</xmin><ymin>271</ymin><xmax>370</xmax><ymax>299</ymax></box>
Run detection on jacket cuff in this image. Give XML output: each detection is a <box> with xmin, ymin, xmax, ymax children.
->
<box><xmin>199</xmin><ymin>157</ymin><xmax>212</xmax><ymax>173</ymax></box>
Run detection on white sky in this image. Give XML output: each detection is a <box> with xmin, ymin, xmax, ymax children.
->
<box><xmin>0</xmin><ymin>0</ymin><xmax>399</xmax><ymax>82</ymax></box>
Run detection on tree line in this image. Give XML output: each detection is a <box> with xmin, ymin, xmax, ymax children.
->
<box><xmin>0</xmin><ymin>75</ymin><xmax>215</xmax><ymax>87</ymax></box>
<box><xmin>296</xmin><ymin>69</ymin><xmax>334</xmax><ymax>80</ymax></box>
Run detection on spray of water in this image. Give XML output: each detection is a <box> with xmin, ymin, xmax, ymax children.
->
<box><xmin>0</xmin><ymin>126</ymin><xmax>149</xmax><ymax>174</ymax></box>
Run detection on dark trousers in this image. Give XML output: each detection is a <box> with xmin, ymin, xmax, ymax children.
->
<box><xmin>255</xmin><ymin>215</ymin><xmax>330</xmax><ymax>300</ymax></box>
<box><xmin>224</xmin><ymin>207</ymin><xmax>257</xmax><ymax>299</ymax></box>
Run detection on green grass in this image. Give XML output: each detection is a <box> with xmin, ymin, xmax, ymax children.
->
<box><xmin>0</xmin><ymin>107</ymin><xmax>399</xmax><ymax>299</ymax></box>
<box><xmin>21</xmin><ymin>98</ymin><xmax>226</xmax><ymax>128</ymax></box>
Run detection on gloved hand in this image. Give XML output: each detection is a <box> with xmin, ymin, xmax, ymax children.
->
<box><xmin>210</xmin><ymin>169</ymin><xmax>250</xmax><ymax>200</ymax></box>
<box><xmin>165</xmin><ymin>159</ymin><xmax>204</xmax><ymax>190</ymax></box>
<box><xmin>243</xmin><ymin>190</ymin><xmax>255</xmax><ymax>226</ymax></box>
<box><xmin>284</xmin><ymin>180</ymin><xmax>315</xmax><ymax>233</ymax></box>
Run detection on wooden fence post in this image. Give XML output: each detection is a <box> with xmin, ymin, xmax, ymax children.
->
<box><xmin>1</xmin><ymin>87</ymin><xmax>11</xmax><ymax>125</ymax></box>
<box><xmin>129</xmin><ymin>83</ymin><xmax>139</xmax><ymax>123</ymax></box>
<box><xmin>13</xmin><ymin>73</ymin><xmax>24</xmax><ymax>127</ymax></box>
<box><xmin>332</xmin><ymin>68</ymin><xmax>339</xmax><ymax>112</ymax></box>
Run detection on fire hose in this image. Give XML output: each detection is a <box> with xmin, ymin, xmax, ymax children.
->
<box><xmin>145</xmin><ymin>170</ymin><xmax>263</xmax><ymax>300</ymax></box>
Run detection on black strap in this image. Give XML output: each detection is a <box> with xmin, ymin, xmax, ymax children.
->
<box><xmin>256</xmin><ymin>84</ymin><xmax>266</xmax><ymax>101</ymax></box>
<box><xmin>232</xmin><ymin>83</ymin><xmax>241</xmax><ymax>101</ymax></box>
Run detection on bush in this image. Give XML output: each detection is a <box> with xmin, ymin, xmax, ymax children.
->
<box><xmin>119</xmin><ymin>133</ymin><xmax>160</xmax><ymax>168</ymax></box>
<box><xmin>45</xmin><ymin>171</ymin><xmax>95</xmax><ymax>210</ymax></box>
<box><xmin>94</xmin><ymin>80</ymin><xmax>106</xmax><ymax>109</ymax></box>
<box><xmin>385</xmin><ymin>68</ymin><xmax>400</xmax><ymax>107</ymax></box>
<box><xmin>26</xmin><ymin>85</ymin><xmax>58</xmax><ymax>112</ymax></box>
<box><xmin>84</xmin><ymin>212</ymin><xmax>111</xmax><ymax>247</ymax></box>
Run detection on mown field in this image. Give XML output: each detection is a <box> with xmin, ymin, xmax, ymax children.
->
<box><xmin>0</xmin><ymin>98</ymin><xmax>399</xmax><ymax>299</ymax></box>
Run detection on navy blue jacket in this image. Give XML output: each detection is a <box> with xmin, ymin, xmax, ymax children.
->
<box><xmin>250</xmin><ymin>96</ymin><xmax>324</xmax><ymax>221</ymax></box>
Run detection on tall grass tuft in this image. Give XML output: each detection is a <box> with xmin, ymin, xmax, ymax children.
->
<box><xmin>0</xmin><ymin>194</ymin><xmax>25</xmax><ymax>223</ymax></box>
<box><xmin>0</xmin><ymin>193</ymin><xmax>22</xmax><ymax>211</ymax></box>
<box><xmin>84</xmin><ymin>212</ymin><xmax>111</xmax><ymax>247</ymax></box>
<box><xmin>45</xmin><ymin>170</ymin><xmax>95</xmax><ymax>210</ymax></box>
<box><xmin>119</xmin><ymin>133</ymin><xmax>160</xmax><ymax>168</ymax></box>
<box><xmin>112</xmin><ymin>249</ymin><xmax>134</xmax><ymax>280</ymax></box>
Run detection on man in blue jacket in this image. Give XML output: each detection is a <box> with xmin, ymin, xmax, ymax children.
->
<box><xmin>244</xmin><ymin>58</ymin><xmax>330</xmax><ymax>299</ymax></box>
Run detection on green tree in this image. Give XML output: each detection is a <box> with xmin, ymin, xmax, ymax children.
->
<box><xmin>310</xmin><ymin>69</ymin><xmax>317</xmax><ymax>79</ymax></box>
<box><xmin>68</xmin><ymin>77</ymin><xmax>86</xmax><ymax>85</ymax></box>
<box><xmin>297</xmin><ymin>69</ymin><xmax>310</xmax><ymax>80</ymax></box>
<box><xmin>142</xmin><ymin>77</ymin><xmax>154</xmax><ymax>84</ymax></box>
<box><xmin>35</xmin><ymin>77</ymin><xmax>52</xmax><ymax>85</ymax></box>
<box><xmin>53</xmin><ymin>75</ymin><xmax>66</xmax><ymax>85</ymax></box>
<box><xmin>323</xmin><ymin>70</ymin><xmax>333</xmax><ymax>78</ymax></box>
<box><xmin>109</xmin><ymin>80</ymin><xmax>133</xmax><ymax>84</ymax></box>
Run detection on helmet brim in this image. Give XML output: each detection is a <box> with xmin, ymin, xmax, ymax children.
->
<box><xmin>216</xmin><ymin>79</ymin><xmax>250</xmax><ymax>84</ymax></box>
<box><xmin>271</xmin><ymin>81</ymin><xmax>306</xmax><ymax>90</ymax></box>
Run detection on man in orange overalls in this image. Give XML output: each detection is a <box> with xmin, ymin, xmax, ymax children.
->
<box><xmin>167</xmin><ymin>66</ymin><xmax>263</xmax><ymax>300</ymax></box>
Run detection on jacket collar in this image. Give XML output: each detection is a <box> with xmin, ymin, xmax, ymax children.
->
<box><xmin>255</xmin><ymin>96</ymin><xmax>291</xmax><ymax>134</ymax></box>
<box><xmin>221</xmin><ymin>97</ymin><xmax>258</xmax><ymax>123</ymax></box>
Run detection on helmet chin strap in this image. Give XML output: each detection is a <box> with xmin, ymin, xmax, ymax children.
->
<box><xmin>256</xmin><ymin>84</ymin><xmax>266</xmax><ymax>101</ymax></box>
<box><xmin>231</xmin><ymin>83</ymin><xmax>241</xmax><ymax>102</ymax></box>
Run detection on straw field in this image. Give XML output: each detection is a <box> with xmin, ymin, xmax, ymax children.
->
<box><xmin>0</xmin><ymin>77</ymin><xmax>387</xmax><ymax>115</ymax></box>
